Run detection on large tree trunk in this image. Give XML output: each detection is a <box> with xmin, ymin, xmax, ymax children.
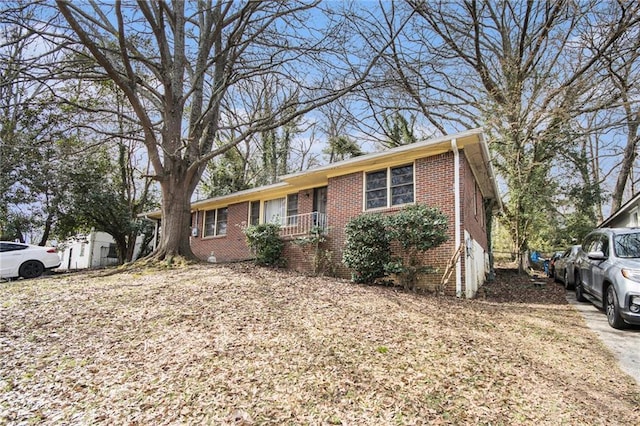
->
<box><xmin>152</xmin><ymin>175</ymin><xmax>196</xmax><ymax>261</ymax></box>
<box><xmin>125</xmin><ymin>231</ymin><xmax>137</xmax><ymax>263</ymax></box>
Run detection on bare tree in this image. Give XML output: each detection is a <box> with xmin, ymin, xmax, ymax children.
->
<box><xmin>53</xmin><ymin>1</ymin><xmax>402</xmax><ymax>260</ymax></box>
<box><xmin>601</xmin><ymin>23</ymin><xmax>640</xmax><ymax>211</ymax></box>
<box><xmin>384</xmin><ymin>0</ymin><xmax>640</xmax><ymax>271</ymax></box>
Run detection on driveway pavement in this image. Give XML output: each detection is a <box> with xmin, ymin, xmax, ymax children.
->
<box><xmin>566</xmin><ymin>290</ymin><xmax>640</xmax><ymax>385</ymax></box>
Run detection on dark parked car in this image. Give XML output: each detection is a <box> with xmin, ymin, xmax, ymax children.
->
<box><xmin>553</xmin><ymin>245</ymin><xmax>582</xmax><ymax>289</ymax></box>
<box><xmin>575</xmin><ymin>228</ymin><xmax>640</xmax><ymax>329</ymax></box>
<box><xmin>548</xmin><ymin>251</ymin><xmax>564</xmax><ymax>278</ymax></box>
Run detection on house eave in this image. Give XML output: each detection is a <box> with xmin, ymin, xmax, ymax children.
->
<box><xmin>281</xmin><ymin>128</ymin><xmax>486</xmax><ymax>184</ymax></box>
<box><xmin>140</xmin><ymin>128</ymin><xmax>502</xmax><ymax>218</ymax></box>
<box><xmin>599</xmin><ymin>192</ymin><xmax>640</xmax><ymax>228</ymax></box>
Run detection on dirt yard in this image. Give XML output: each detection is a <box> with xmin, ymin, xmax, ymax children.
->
<box><xmin>1</xmin><ymin>264</ymin><xmax>638</xmax><ymax>425</ymax></box>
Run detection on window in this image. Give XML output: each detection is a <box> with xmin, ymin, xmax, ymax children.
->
<box><xmin>615</xmin><ymin>232</ymin><xmax>640</xmax><ymax>258</ymax></box>
<box><xmin>216</xmin><ymin>208</ymin><xmax>228</xmax><ymax>235</ymax></box>
<box><xmin>0</xmin><ymin>242</ymin><xmax>27</xmax><ymax>253</ymax></box>
<box><xmin>264</xmin><ymin>198</ymin><xmax>286</xmax><ymax>225</ymax></box>
<box><xmin>586</xmin><ymin>234</ymin><xmax>608</xmax><ymax>256</ymax></box>
<box><xmin>203</xmin><ymin>207</ymin><xmax>228</xmax><ymax>237</ymax></box>
<box><xmin>365</xmin><ymin>164</ymin><xmax>414</xmax><ymax>210</ymax></box>
<box><xmin>366</xmin><ymin>170</ymin><xmax>387</xmax><ymax>209</ymax></box>
<box><xmin>263</xmin><ymin>195</ymin><xmax>298</xmax><ymax>226</ymax></box>
<box><xmin>249</xmin><ymin>201</ymin><xmax>260</xmax><ymax>226</ymax></box>
<box><xmin>107</xmin><ymin>243</ymin><xmax>117</xmax><ymax>258</ymax></box>
<box><xmin>286</xmin><ymin>194</ymin><xmax>298</xmax><ymax>226</ymax></box>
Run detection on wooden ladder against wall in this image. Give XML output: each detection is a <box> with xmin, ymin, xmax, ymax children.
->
<box><xmin>439</xmin><ymin>243</ymin><xmax>464</xmax><ymax>294</ymax></box>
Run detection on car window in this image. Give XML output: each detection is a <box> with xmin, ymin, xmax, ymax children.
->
<box><xmin>0</xmin><ymin>243</ymin><xmax>28</xmax><ymax>253</ymax></box>
<box><xmin>614</xmin><ymin>233</ymin><xmax>640</xmax><ymax>258</ymax></box>
<box><xmin>600</xmin><ymin>237</ymin><xmax>609</xmax><ymax>257</ymax></box>
<box><xmin>586</xmin><ymin>235</ymin><xmax>601</xmax><ymax>253</ymax></box>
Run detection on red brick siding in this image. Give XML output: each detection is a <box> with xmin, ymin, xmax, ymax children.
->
<box><xmin>297</xmin><ymin>154</ymin><xmax>463</xmax><ymax>295</ymax></box>
<box><xmin>461</xmin><ymin>154</ymin><xmax>488</xmax><ymax>251</ymax></box>
<box><xmin>321</xmin><ymin>172</ymin><xmax>364</xmax><ymax>278</ymax></box>
<box><xmin>414</xmin><ymin>153</ymin><xmax>459</xmax><ymax>294</ymax></box>
<box><xmin>190</xmin><ymin>202</ymin><xmax>252</xmax><ymax>262</ymax></box>
<box><xmin>282</xmin><ymin>189</ymin><xmax>316</xmax><ymax>272</ymax></box>
<box><xmin>187</xmin><ymin>151</ymin><xmax>490</xmax><ymax>297</ymax></box>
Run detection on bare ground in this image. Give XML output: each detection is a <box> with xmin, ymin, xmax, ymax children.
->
<box><xmin>1</xmin><ymin>264</ymin><xmax>638</xmax><ymax>425</ymax></box>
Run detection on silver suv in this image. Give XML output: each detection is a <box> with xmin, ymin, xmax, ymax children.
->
<box><xmin>576</xmin><ymin>228</ymin><xmax>640</xmax><ymax>329</ymax></box>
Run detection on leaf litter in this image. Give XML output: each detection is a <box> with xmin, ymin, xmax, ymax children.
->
<box><xmin>0</xmin><ymin>264</ymin><xmax>638</xmax><ymax>425</ymax></box>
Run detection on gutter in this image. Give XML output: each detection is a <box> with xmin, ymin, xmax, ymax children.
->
<box><xmin>451</xmin><ymin>139</ymin><xmax>462</xmax><ymax>297</ymax></box>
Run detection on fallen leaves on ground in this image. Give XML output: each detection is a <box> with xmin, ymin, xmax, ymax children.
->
<box><xmin>1</xmin><ymin>264</ymin><xmax>638</xmax><ymax>425</ymax></box>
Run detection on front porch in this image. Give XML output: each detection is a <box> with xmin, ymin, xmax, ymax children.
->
<box><xmin>279</xmin><ymin>212</ymin><xmax>328</xmax><ymax>237</ymax></box>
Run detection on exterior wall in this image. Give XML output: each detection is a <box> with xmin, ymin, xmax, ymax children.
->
<box><xmin>414</xmin><ymin>153</ymin><xmax>458</xmax><ymax>294</ymax></box>
<box><xmin>58</xmin><ymin>231</ymin><xmax>122</xmax><ymax>270</ymax></box>
<box><xmin>460</xmin><ymin>154</ymin><xmax>488</xmax><ymax>251</ymax></box>
<box><xmin>190</xmin><ymin>202</ymin><xmax>252</xmax><ymax>262</ymax></box>
<box><xmin>190</xmin><ymin>189</ymin><xmax>318</xmax><ymax>265</ymax></box>
<box><xmin>460</xmin><ymin>153</ymin><xmax>490</xmax><ymax>297</ymax></box>
<box><xmin>304</xmin><ymin>153</ymin><xmax>461</xmax><ymax>295</ymax></box>
<box><xmin>603</xmin><ymin>204</ymin><xmax>640</xmax><ymax>228</ymax></box>
<box><xmin>186</xmin><ymin>150</ymin><xmax>492</xmax><ymax>298</ymax></box>
<box><xmin>464</xmin><ymin>230</ymin><xmax>487</xmax><ymax>298</ymax></box>
<box><xmin>282</xmin><ymin>189</ymin><xmax>318</xmax><ymax>273</ymax></box>
<box><xmin>322</xmin><ymin>171</ymin><xmax>365</xmax><ymax>279</ymax></box>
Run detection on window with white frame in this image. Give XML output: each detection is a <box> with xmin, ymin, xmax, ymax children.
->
<box><xmin>365</xmin><ymin>164</ymin><xmax>414</xmax><ymax>210</ymax></box>
<box><xmin>203</xmin><ymin>207</ymin><xmax>228</xmax><ymax>237</ymax></box>
<box><xmin>264</xmin><ymin>198</ymin><xmax>286</xmax><ymax>225</ymax></box>
<box><xmin>263</xmin><ymin>194</ymin><xmax>299</xmax><ymax>226</ymax></box>
<box><xmin>286</xmin><ymin>194</ymin><xmax>298</xmax><ymax>226</ymax></box>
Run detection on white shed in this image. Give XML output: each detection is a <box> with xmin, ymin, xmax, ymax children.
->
<box><xmin>58</xmin><ymin>230</ymin><xmax>143</xmax><ymax>270</ymax></box>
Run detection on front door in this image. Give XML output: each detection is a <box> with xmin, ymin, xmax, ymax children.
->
<box><xmin>313</xmin><ymin>186</ymin><xmax>327</xmax><ymax>215</ymax></box>
<box><xmin>313</xmin><ymin>186</ymin><xmax>328</xmax><ymax>228</ymax></box>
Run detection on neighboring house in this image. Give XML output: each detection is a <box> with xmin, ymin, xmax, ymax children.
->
<box><xmin>58</xmin><ymin>230</ymin><xmax>144</xmax><ymax>270</ymax></box>
<box><xmin>599</xmin><ymin>193</ymin><xmax>640</xmax><ymax>228</ymax></box>
<box><xmin>146</xmin><ymin>128</ymin><xmax>501</xmax><ymax>297</ymax></box>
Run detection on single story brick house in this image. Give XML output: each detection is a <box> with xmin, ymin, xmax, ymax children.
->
<box><xmin>146</xmin><ymin>128</ymin><xmax>501</xmax><ymax>297</ymax></box>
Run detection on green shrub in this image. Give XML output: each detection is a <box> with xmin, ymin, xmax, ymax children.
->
<box><xmin>386</xmin><ymin>204</ymin><xmax>448</xmax><ymax>290</ymax></box>
<box><xmin>342</xmin><ymin>204</ymin><xmax>449</xmax><ymax>290</ymax></box>
<box><xmin>243</xmin><ymin>223</ymin><xmax>285</xmax><ymax>267</ymax></box>
<box><xmin>342</xmin><ymin>213</ymin><xmax>391</xmax><ymax>283</ymax></box>
<box><xmin>293</xmin><ymin>226</ymin><xmax>334</xmax><ymax>276</ymax></box>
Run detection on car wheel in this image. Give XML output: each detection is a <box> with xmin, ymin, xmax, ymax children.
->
<box><xmin>575</xmin><ymin>273</ymin><xmax>587</xmax><ymax>302</ymax></box>
<box><xmin>18</xmin><ymin>260</ymin><xmax>44</xmax><ymax>279</ymax></box>
<box><xmin>605</xmin><ymin>285</ymin><xmax>626</xmax><ymax>329</ymax></box>
<box><xmin>564</xmin><ymin>270</ymin><xmax>573</xmax><ymax>290</ymax></box>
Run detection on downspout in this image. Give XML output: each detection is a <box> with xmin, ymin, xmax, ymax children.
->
<box><xmin>451</xmin><ymin>139</ymin><xmax>462</xmax><ymax>297</ymax></box>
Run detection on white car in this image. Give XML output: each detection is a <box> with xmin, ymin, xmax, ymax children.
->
<box><xmin>0</xmin><ymin>241</ymin><xmax>61</xmax><ymax>280</ymax></box>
